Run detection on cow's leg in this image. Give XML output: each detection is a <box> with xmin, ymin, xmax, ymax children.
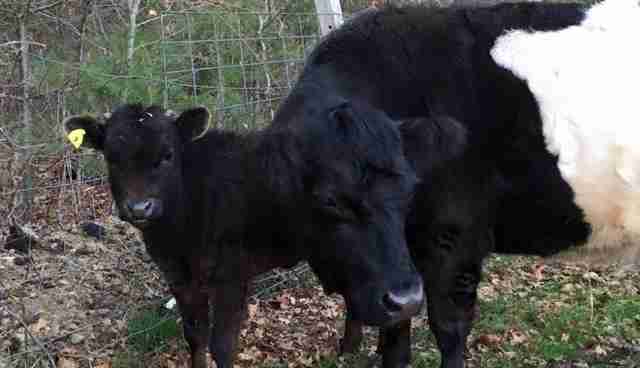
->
<box><xmin>339</xmin><ymin>302</ymin><xmax>364</xmax><ymax>354</ymax></box>
<box><xmin>426</xmin><ymin>279</ymin><xmax>471</xmax><ymax>368</ymax></box>
<box><xmin>209</xmin><ymin>280</ymin><xmax>248</xmax><ymax>368</ymax></box>
<box><xmin>173</xmin><ymin>286</ymin><xmax>210</xmax><ymax>368</ymax></box>
<box><xmin>423</xmin><ymin>259</ymin><xmax>481</xmax><ymax>368</ymax></box>
<box><xmin>379</xmin><ymin>320</ymin><xmax>412</xmax><ymax>368</ymax></box>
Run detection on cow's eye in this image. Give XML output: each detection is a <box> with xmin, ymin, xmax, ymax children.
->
<box><xmin>154</xmin><ymin>151</ymin><xmax>173</xmax><ymax>168</ymax></box>
<box><xmin>314</xmin><ymin>191</ymin><xmax>366</xmax><ymax>223</ymax></box>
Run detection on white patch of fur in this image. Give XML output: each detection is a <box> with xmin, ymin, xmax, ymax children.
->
<box><xmin>490</xmin><ymin>0</ymin><xmax>640</xmax><ymax>255</ymax></box>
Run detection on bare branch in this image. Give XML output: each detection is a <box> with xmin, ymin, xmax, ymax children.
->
<box><xmin>0</xmin><ymin>40</ymin><xmax>47</xmax><ymax>48</ymax></box>
<box><xmin>31</xmin><ymin>0</ymin><xmax>64</xmax><ymax>14</ymax></box>
<box><xmin>6</xmin><ymin>308</ymin><xmax>57</xmax><ymax>368</ymax></box>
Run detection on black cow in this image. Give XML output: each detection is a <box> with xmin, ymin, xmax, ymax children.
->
<box><xmin>63</xmin><ymin>100</ymin><xmax>424</xmax><ymax>368</ymax></box>
<box><xmin>299</xmin><ymin>1</ymin><xmax>639</xmax><ymax>367</ymax></box>
<box><xmin>313</xmin><ymin>116</ymin><xmax>496</xmax><ymax>368</ymax></box>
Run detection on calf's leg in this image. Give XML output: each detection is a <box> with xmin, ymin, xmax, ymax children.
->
<box><xmin>173</xmin><ymin>286</ymin><xmax>211</xmax><ymax>368</ymax></box>
<box><xmin>339</xmin><ymin>302</ymin><xmax>364</xmax><ymax>355</ymax></box>
<box><xmin>340</xmin><ymin>311</ymin><xmax>412</xmax><ymax>368</ymax></box>
<box><xmin>209</xmin><ymin>280</ymin><xmax>249</xmax><ymax>368</ymax></box>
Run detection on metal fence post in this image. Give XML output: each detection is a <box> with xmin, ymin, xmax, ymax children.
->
<box><xmin>314</xmin><ymin>0</ymin><xmax>344</xmax><ymax>36</ymax></box>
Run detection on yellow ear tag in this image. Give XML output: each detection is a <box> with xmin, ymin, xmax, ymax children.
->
<box><xmin>67</xmin><ymin>129</ymin><xmax>86</xmax><ymax>149</ymax></box>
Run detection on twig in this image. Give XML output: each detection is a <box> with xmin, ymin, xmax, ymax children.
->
<box><xmin>0</xmin><ymin>127</ymin><xmax>17</xmax><ymax>148</ymax></box>
<box><xmin>46</xmin><ymin>321</ymin><xmax>102</xmax><ymax>344</ymax></box>
<box><xmin>32</xmin><ymin>0</ymin><xmax>64</xmax><ymax>14</ymax></box>
<box><xmin>6</xmin><ymin>308</ymin><xmax>57</xmax><ymax>368</ymax></box>
<box><xmin>0</xmin><ymin>41</ymin><xmax>47</xmax><ymax>49</ymax></box>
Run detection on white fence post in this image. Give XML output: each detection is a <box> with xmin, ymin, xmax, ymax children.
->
<box><xmin>314</xmin><ymin>0</ymin><xmax>344</xmax><ymax>36</ymax></box>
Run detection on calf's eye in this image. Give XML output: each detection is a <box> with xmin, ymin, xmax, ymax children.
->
<box><xmin>154</xmin><ymin>151</ymin><xmax>173</xmax><ymax>168</ymax></box>
<box><xmin>163</xmin><ymin>151</ymin><xmax>173</xmax><ymax>162</ymax></box>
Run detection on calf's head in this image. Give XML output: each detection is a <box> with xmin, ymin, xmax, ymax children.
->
<box><xmin>273</xmin><ymin>94</ymin><xmax>424</xmax><ymax>326</ymax></box>
<box><xmin>64</xmin><ymin>104</ymin><xmax>208</xmax><ymax>229</ymax></box>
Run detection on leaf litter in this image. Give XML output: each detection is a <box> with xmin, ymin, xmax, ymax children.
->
<box><xmin>1</xmin><ymin>219</ymin><xmax>639</xmax><ymax>368</ymax></box>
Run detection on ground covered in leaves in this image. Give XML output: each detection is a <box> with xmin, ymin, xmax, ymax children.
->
<box><xmin>1</xmin><ymin>217</ymin><xmax>639</xmax><ymax>368</ymax></box>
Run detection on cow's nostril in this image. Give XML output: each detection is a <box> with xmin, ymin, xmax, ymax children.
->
<box><xmin>130</xmin><ymin>199</ymin><xmax>154</xmax><ymax>219</ymax></box>
<box><xmin>126</xmin><ymin>200</ymin><xmax>135</xmax><ymax>213</ymax></box>
<box><xmin>382</xmin><ymin>280</ymin><xmax>424</xmax><ymax>319</ymax></box>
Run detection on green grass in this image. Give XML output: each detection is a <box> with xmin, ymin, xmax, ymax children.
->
<box><xmin>111</xmin><ymin>256</ymin><xmax>638</xmax><ymax>368</ymax></box>
<box><xmin>288</xmin><ymin>256</ymin><xmax>638</xmax><ymax>367</ymax></box>
<box><xmin>113</xmin><ymin>306</ymin><xmax>182</xmax><ymax>368</ymax></box>
<box><xmin>112</xmin><ymin>351</ymin><xmax>145</xmax><ymax>368</ymax></box>
<box><xmin>127</xmin><ymin>307</ymin><xmax>181</xmax><ymax>353</ymax></box>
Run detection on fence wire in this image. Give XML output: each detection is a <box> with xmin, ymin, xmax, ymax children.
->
<box><xmin>158</xmin><ymin>10</ymin><xmax>323</xmax><ymax>130</ymax></box>
<box><xmin>1</xmin><ymin>6</ymin><xmax>360</xmax><ymax>363</ymax></box>
<box><xmin>0</xmin><ymin>6</ymin><xmax>355</xmax><ymax>236</ymax></box>
<box><xmin>1</xmin><ymin>0</ymin><xmax>477</xmax><ymax>237</ymax></box>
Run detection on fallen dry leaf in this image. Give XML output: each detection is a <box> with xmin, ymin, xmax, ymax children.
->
<box><xmin>29</xmin><ymin>317</ymin><xmax>48</xmax><ymax>334</ymax></box>
<box><xmin>57</xmin><ymin>357</ymin><xmax>79</xmax><ymax>368</ymax></box>
<box><xmin>531</xmin><ymin>263</ymin><xmax>546</xmax><ymax>281</ymax></box>
<box><xmin>508</xmin><ymin>329</ymin><xmax>528</xmax><ymax>345</ymax></box>
<box><xmin>476</xmin><ymin>334</ymin><xmax>502</xmax><ymax>347</ymax></box>
<box><xmin>592</xmin><ymin>345</ymin><xmax>607</xmax><ymax>356</ymax></box>
<box><xmin>503</xmin><ymin>351</ymin><xmax>517</xmax><ymax>359</ymax></box>
<box><xmin>248</xmin><ymin>302</ymin><xmax>259</xmax><ymax>319</ymax></box>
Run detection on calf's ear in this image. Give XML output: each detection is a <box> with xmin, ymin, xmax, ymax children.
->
<box><xmin>176</xmin><ymin>106</ymin><xmax>209</xmax><ymax>142</ymax></box>
<box><xmin>63</xmin><ymin>115</ymin><xmax>106</xmax><ymax>151</ymax></box>
<box><xmin>328</xmin><ymin>102</ymin><xmax>359</xmax><ymax>141</ymax></box>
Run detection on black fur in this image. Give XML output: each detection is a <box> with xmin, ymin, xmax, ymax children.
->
<box><xmin>301</xmin><ymin>2</ymin><xmax>593</xmax><ymax>368</ymax></box>
<box><xmin>64</xmin><ymin>99</ymin><xmax>422</xmax><ymax>368</ymax></box>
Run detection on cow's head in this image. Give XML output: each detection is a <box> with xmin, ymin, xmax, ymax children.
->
<box><xmin>271</xmin><ymin>90</ymin><xmax>424</xmax><ymax>327</ymax></box>
<box><xmin>64</xmin><ymin>104</ymin><xmax>208</xmax><ymax>229</ymax></box>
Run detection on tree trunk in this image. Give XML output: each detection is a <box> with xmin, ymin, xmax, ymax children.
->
<box><xmin>315</xmin><ymin>0</ymin><xmax>344</xmax><ymax>36</ymax></box>
<box><xmin>16</xmin><ymin>11</ymin><xmax>33</xmax><ymax>222</ymax></box>
<box><xmin>124</xmin><ymin>0</ymin><xmax>141</xmax><ymax>100</ymax></box>
<box><xmin>78</xmin><ymin>0</ymin><xmax>94</xmax><ymax>65</ymax></box>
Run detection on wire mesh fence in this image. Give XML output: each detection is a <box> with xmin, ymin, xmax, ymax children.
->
<box><xmin>4</xmin><ymin>2</ymin><xmax>608</xmax><ymax>366</ymax></box>
<box><xmin>158</xmin><ymin>9</ymin><xmax>321</xmax><ymax>130</ymax></box>
<box><xmin>0</xmin><ymin>2</ymin><xmax>370</xmax><ymax>237</ymax></box>
<box><xmin>1</xmin><ymin>0</ymin><xmax>574</xmax><ymax>240</ymax></box>
<box><xmin>1</xmin><ymin>4</ymin><xmax>370</xmax><ymax>364</ymax></box>
<box><xmin>2</xmin><ymin>0</ymin><xmax>588</xmax><ymax>237</ymax></box>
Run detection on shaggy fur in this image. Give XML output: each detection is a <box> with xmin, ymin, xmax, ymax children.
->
<box><xmin>293</xmin><ymin>1</ymin><xmax>640</xmax><ymax>367</ymax></box>
<box><xmin>64</xmin><ymin>101</ymin><xmax>423</xmax><ymax>368</ymax></box>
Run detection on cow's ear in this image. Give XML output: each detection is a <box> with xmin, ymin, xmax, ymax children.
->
<box><xmin>63</xmin><ymin>115</ymin><xmax>106</xmax><ymax>151</ymax></box>
<box><xmin>397</xmin><ymin>115</ymin><xmax>467</xmax><ymax>172</ymax></box>
<box><xmin>175</xmin><ymin>106</ymin><xmax>209</xmax><ymax>142</ymax></box>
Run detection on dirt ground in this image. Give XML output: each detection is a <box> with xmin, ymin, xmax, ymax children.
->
<box><xmin>1</xmin><ymin>216</ymin><xmax>639</xmax><ymax>368</ymax></box>
<box><xmin>0</xmin><ymin>216</ymin><xmax>348</xmax><ymax>368</ymax></box>
<box><xmin>1</xmin><ymin>217</ymin><xmax>165</xmax><ymax>367</ymax></box>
